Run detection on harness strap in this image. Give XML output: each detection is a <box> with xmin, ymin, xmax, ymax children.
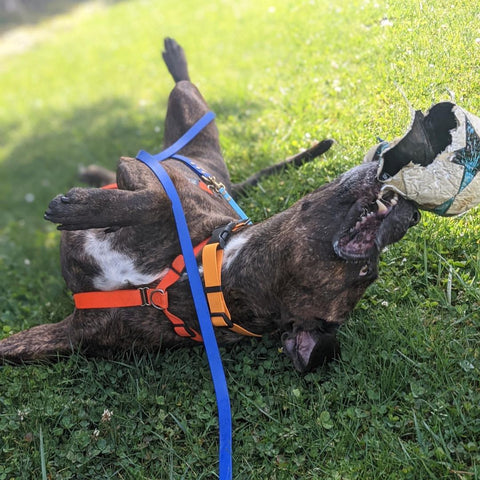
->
<box><xmin>73</xmin><ymin>240</ymin><xmax>208</xmax><ymax>342</ymax></box>
<box><xmin>137</xmin><ymin>111</ymin><xmax>216</xmax><ymax>164</ymax></box>
<box><xmin>202</xmin><ymin>243</ymin><xmax>261</xmax><ymax>338</ymax></box>
<box><xmin>73</xmin><ymin>234</ymin><xmax>259</xmax><ymax>339</ymax></box>
<box><xmin>137</xmin><ymin>111</ymin><xmax>250</xmax><ymax>223</ymax></box>
<box><xmin>74</xmin><ymin>288</ymin><xmax>151</xmax><ymax>309</ymax></box>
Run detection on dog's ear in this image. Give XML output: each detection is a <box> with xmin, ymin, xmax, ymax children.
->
<box><xmin>282</xmin><ymin>327</ymin><xmax>340</xmax><ymax>373</ymax></box>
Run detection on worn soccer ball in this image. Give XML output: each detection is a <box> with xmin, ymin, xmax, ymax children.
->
<box><xmin>372</xmin><ymin>101</ymin><xmax>480</xmax><ymax>216</ymax></box>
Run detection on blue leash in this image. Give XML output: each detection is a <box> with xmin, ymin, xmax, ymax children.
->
<box><xmin>137</xmin><ymin>112</ymin><xmax>250</xmax><ymax>223</ymax></box>
<box><xmin>136</xmin><ymin>111</ymin><xmax>238</xmax><ymax>480</ymax></box>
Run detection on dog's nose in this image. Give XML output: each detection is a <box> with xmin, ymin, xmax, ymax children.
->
<box><xmin>410</xmin><ymin>209</ymin><xmax>421</xmax><ymax>226</ymax></box>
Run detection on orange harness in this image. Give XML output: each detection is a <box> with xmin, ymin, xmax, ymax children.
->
<box><xmin>73</xmin><ymin>218</ymin><xmax>260</xmax><ymax>342</ymax></box>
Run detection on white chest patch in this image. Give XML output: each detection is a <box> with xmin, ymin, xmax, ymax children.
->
<box><xmin>84</xmin><ymin>231</ymin><xmax>166</xmax><ymax>291</ymax></box>
<box><xmin>222</xmin><ymin>230</ymin><xmax>252</xmax><ymax>270</ymax></box>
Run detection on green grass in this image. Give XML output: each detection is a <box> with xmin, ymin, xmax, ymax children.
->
<box><xmin>1</xmin><ymin>0</ymin><xmax>479</xmax><ymax>478</ymax></box>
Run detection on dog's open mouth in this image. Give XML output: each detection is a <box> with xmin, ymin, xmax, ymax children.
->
<box><xmin>333</xmin><ymin>190</ymin><xmax>407</xmax><ymax>261</ymax></box>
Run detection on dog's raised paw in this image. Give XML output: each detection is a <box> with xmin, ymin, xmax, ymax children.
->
<box><xmin>162</xmin><ymin>37</ymin><xmax>190</xmax><ymax>83</ymax></box>
<box><xmin>44</xmin><ymin>188</ymin><xmax>93</xmax><ymax>230</ymax></box>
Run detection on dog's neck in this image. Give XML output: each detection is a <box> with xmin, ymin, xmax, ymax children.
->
<box><xmin>220</xmin><ymin>197</ymin><xmax>376</xmax><ymax>333</ymax></box>
<box><xmin>221</xmin><ymin>210</ymin><xmax>298</xmax><ymax>329</ymax></box>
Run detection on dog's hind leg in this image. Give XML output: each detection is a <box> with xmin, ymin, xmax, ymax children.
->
<box><xmin>163</xmin><ymin>37</ymin><xmax>190</xmax><ymax>83</ymax></box>
<box><xmin>0</xmin><ymin>314</ymin><xmax>80</xmax><ymax>364</ymax></box>
<box><xmin>161</xmin><ymin>38</ymin><xmax>230</xmax><ymax>186</ymax></box>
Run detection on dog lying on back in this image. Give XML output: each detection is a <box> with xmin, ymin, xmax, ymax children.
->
<box><xmin>0</xmin><ymin>39</ymin><xmax>420</xmax><ymax>372</ymax></box>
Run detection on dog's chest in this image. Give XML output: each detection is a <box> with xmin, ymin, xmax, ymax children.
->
<box><xmin>84</xmin><ymin>231</ymin><xmax>167</xmax><ymax>290</ymax></box>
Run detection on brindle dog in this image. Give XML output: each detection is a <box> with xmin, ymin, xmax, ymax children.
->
<box><xmin>0</xmin><ymin>38</ymin><xmax>420</xmax><ymax>372</ymax></box>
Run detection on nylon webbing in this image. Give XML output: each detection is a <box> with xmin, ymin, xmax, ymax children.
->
<box><xmin>137</xmin><ymin>111</ymin><xmax>250</xmax><ymax>223</ymax></box>
<box><xmin>136</xmin><ymin>112</ymin><xmax>232</xmax><ymax>479</ymax></box>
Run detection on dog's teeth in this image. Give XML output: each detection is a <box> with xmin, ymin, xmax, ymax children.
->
<box><xmin>390</xmin><ymin>196</ymin><xmax>398</xmax><ymax>206</ymax></box>
<box><xmin>376</xmin><ymin>199</ymin><xmax>388</xmax><ymax>215</ymax></box>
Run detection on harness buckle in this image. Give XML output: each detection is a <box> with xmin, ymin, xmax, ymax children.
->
<box><xmin>138</xmin><ymin>287</ymin><xmax>167</xmax><ymax>310</ymax></box>
<box><xmin>209</xmin><ymin>221</ymin><xmax>238</xmax><ymax>249</ymax></box>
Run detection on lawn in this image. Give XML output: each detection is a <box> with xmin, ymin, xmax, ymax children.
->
<box><xmin>0</xmin><ymin>0</ymin><xmax>479</xmax><ymax>478</ymax></box>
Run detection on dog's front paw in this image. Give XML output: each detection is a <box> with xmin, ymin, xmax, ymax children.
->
<box><xmin>44</xmin><ymin>188</ymin><xmax>96</xmax><ymax>230</ymax></box>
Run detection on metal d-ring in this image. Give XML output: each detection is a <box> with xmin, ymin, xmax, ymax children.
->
<box><xmin>149</xmin><ymin>289</ymin><xmax>166</xmax><ymax>310</ymax></box>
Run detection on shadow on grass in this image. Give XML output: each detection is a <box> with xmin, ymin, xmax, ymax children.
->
<box><xmin>0</xmin><ymin>0</ymin><xmax>126</xmax><ymax>33</ymax></box>
<box><xmin>0</xmin><ymin>96</ymin><xmax>170</xmax><ymax>228</ymax></box>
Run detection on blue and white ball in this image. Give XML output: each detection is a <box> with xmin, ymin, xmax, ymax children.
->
<box><xmin>375</xmin><ymin>102</ymin><xmax>480</xmax><ymax>216</ymax></box>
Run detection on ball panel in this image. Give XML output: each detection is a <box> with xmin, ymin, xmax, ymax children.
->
<box><xmin>377</xmin><ymin>102</ymin><xmax>480</xmax><ymax>216</ymax></box>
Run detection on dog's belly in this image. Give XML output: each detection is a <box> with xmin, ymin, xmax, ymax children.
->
<box><xmin>84</xmin><ymin>231</ymin><xmax>167</xmax><ymax>291</ymax></box>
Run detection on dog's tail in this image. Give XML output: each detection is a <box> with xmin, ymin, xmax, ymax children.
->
<box><xmin>163</xmin><ymin>37</ymin><xmax>190</xmax><ymax>83</ymax></box>
<box><xmin>231</xmin><ymin>139</ymin><xmax>334</xmax><ymax>197</ymax></box>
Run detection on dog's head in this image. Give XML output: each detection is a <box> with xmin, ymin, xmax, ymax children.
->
<box><xmin>280</xmin><ymin>161</ymin><xmax>420</xmax><ymax>372</ymax></box>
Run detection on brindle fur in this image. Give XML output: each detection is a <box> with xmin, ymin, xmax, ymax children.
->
<box><xmin>0</xmin><ymin>38</ymin><xmax>419</xmax><ymax>372</ymax></box>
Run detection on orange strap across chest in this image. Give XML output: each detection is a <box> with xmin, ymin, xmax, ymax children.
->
<box><xmin>74</xmin><ymin>240</ymin><xmax>208</xmax><ymax>341</ymax></box>
<box><xmin>73</xmin><ymin>236</ymin><xmax>260</xmax><ymax>341</ymax></box>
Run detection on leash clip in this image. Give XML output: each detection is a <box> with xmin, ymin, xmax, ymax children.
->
<box><xmin>202</xmin><ymin>175</ymin><xmax>225</xmax><ymax>194</ymax></box>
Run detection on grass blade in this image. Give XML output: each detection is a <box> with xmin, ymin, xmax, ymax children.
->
<box><xmin>39</xmin><ymin>426</ymin><xmax>47</xmax><ymax>480</ymax></box>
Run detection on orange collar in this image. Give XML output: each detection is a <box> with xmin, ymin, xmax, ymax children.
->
<box><xmin>73</xmin><ymin>225</ymin><xmax>260</xmax><ymax>342</ymax></box>
<box><xmin>202</xmin><ymin>240</ymin><xmax>261</xmax><ymax>338</ymax></box>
